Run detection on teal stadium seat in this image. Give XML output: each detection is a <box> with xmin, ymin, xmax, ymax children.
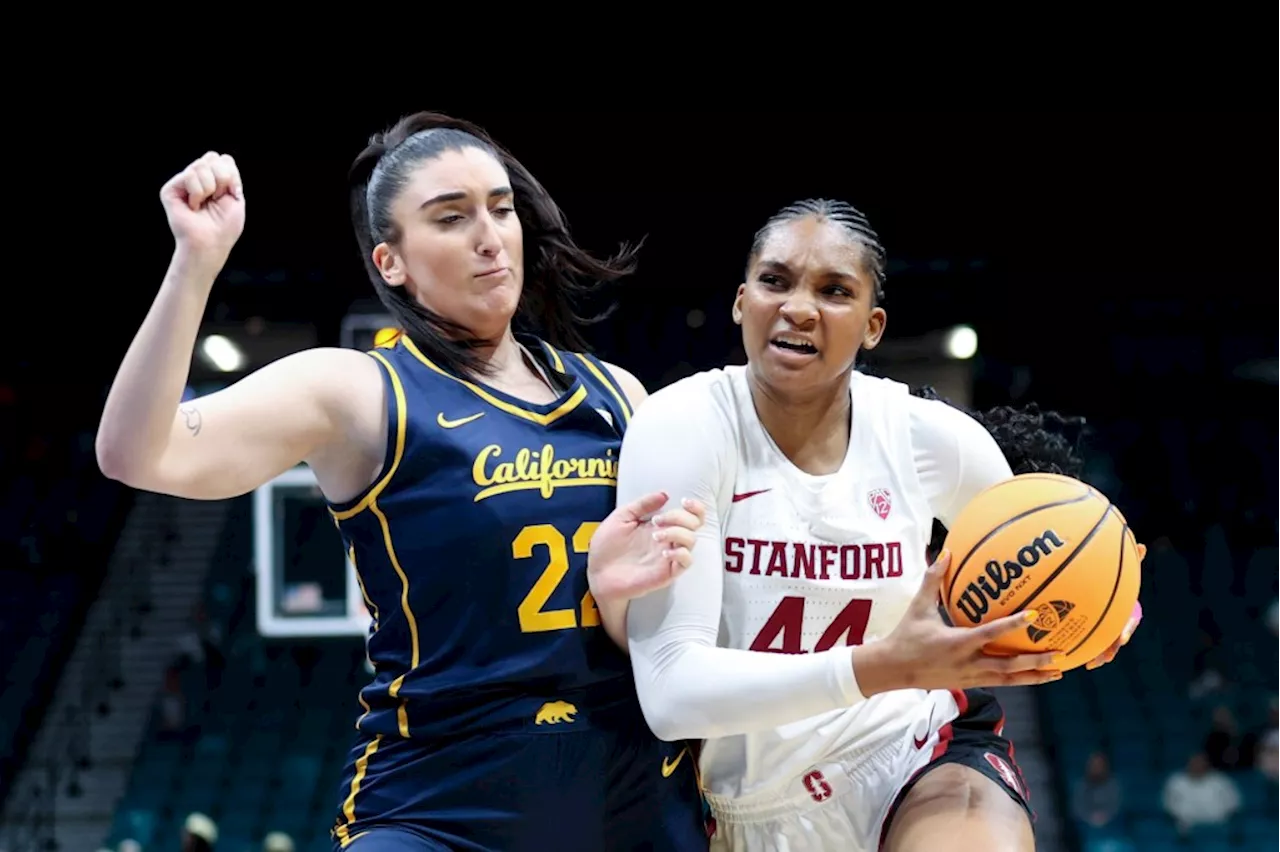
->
<box><xmin>1238</xmin><ymin>813</ymin><xmax>1278</xmax><ymax>851</ymax></box>
<box><xmin>1081</xmin><ymin>833</ymin><xmax>1136</xmax><ymax>852</ymax></box>
<box><xmin>1127</xmin><ymin>815</ymin><xmax>1178</xmax><ymax>848</ymax></box>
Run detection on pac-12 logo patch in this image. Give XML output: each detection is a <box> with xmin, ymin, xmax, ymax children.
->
<box><xmin>868</xmin><ymin>488</ymin><xmax>892</xmax><ymax>520</ymax></box>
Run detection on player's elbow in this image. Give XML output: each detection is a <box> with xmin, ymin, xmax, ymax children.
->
<box><xmin>632</xmin><ymin>669</ymin><xmax>715</xmax><ymax>742</ymax></box>
<box><xmin>95</xmin><ymin>432</ymin><xmax>145</xmax><ymax>487</ymax></box>
<box><xmin>635</xmin><ymin>692</ymin><xmax>692</xmax><ymax>742</ymax></box>
<box><xmin>95</xmin><ymin>437</ymin><xmax>123</xmax><ymax>482</ymax></box>
<box><xmin>94</xmin><ymin>435</ymin><xmax>216</xmax><ymax>500</ymax></box>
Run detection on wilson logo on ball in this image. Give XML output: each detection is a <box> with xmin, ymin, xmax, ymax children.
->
<box><xmin>954</xmin><ymin>529</ymin><xmax>1067</xmax><ymax>625</ymax></box>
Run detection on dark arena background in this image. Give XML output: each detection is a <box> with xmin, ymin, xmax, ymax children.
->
<box><xmin>0</xmin><ymin>110</ymin><xmax>1275</xmax><ymax>852</ymax></box>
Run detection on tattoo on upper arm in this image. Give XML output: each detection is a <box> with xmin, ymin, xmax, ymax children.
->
<box><xmin>180</xmin><ymin>406</ymin><xmax>202</xmax><ymax>437</ymax></box>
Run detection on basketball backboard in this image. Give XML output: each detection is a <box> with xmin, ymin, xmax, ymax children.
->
<box><xmin>253</xmin><ymin>465</ymin><xmax>372</xmax><ymax>637</ymax></box>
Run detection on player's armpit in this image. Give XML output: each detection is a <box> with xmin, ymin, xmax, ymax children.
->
<box><xmin>600</xmin><ymin>360</ymin><xmax>649</xmax><ymax>411</ymax></box>
<box><xmin>103</xmin><ymin>348</ymin><xmax>378</xmax><ymax>501</ymax></box>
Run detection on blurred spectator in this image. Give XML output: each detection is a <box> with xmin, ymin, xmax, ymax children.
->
<box><xmin>1265</xmin><ymin>597</ymin><xmax>1278</xmax><ymax>636</ymax></box>
<box><xmin>157</xmin><ymin>665</ymin><xmax>187</xmax><ymax>740</ymax></box>
<box><xmin>263</xmin><ymin>831</ymin><xmax>295</xmax><ymax>852</ymax></box>
<box><xmin>1072</xmin><ymin>751</ymin><xmax>1123</xmax><ymax>831</ymax></box>
<box><xmin>183</xmin><ymin>812</ymin><xmax>218</xmax><ymax>851</ymax></box>
<box><xmin>176</xmin><ymin>601</ymin><xmax>226</xmax><ymax>696</ymax></box>
<box><xmin>1252</xmin><ymin>700</ymin><xmax>1278</xmax><ymax>781</ymax></box>
<box><xmin>1189</xmin><ymin>609</ymin><xmax>1227</xmax><ymax>701</ymax></box>
<box><xmin>1203</xmin><ymin>705</ymin><xmax>1245</xmax><ymax>770</ymax></box>
<box><xmin>1161</xmin><ymin>752</ymin><xmax>1240</xmax><ymax>835</ymax></box>
<box><xmin>119</xmin><ymin>841</ymin><xmax>141</xmax><ymax>852</ymax></box>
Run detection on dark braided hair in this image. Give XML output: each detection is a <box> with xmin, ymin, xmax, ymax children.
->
<box><xmin>911</xmin><ymin>385</ymin><xmax>1090</xmax><ymax>560</ymax></box>
<box><xmin>747</xmin><ymin>198</ymin><xmax>888</xmax><ymax>303</ymax></box>
<box><xmin>348</xmin><ymin>111</ymin><xmax>640</xmax><ymax>379</ymax></box>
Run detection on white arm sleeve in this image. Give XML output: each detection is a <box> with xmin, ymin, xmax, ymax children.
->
<box><xmin>907</xmin><ymin>395</ymin><xmax>1015</xmax><ymax>527</ymax></box>
<box><xmin>620</xmin><ymin>380</ymin><xmax>863</xmax><ymax>742</ymax></box>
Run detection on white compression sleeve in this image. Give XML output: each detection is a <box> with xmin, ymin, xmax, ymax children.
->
<box><xmin>906</xmin><ymin>394</ymin><xmax>1015</xmax><ymax>527</ymax></box>
<box><xmin>619</xmin><ymin>375</ymin><xmax>863</xmax><ymax>742</ymax></box>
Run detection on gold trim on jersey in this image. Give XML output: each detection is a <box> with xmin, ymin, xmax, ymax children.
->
<box><xmin>400</xmin><ymin>336</ymin><xmax>586</xmax><ymax>425</ymax></box>
<box><xmin>351</xmin><ymin>545</ymin><xmax>379</xmax><ymax>633</ymax></box>
<box><xmin>572</xmin><ymin>353</ymin><xmax>633</xmax><ymax>424</ymax></box>
<box><xmin>538</xmin><ymin>340</ymin><xmax>567</xmax><ymax>374</ymax></box>
<box><xmin>370</xmin><ymin>499</ymin><xmax>417</xmax><ymax>738</ymax></box>
<box><xmin>334</xmin><ymin>734</ymin><xmax>382</xmax><ymax>848</ymax></box>
<box><xmin>330</xmin><ymin>352</ymin><xmax>408</xmax><ymax>522</ymax></box>
<box><xmin>329</xmin><ymin>351</ymin><xmax>419</xmax><ymax>739</ymax></box>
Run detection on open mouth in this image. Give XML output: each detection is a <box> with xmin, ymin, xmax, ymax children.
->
<box><xmin>770</xmin><ymin>336</ymin><xmax>818</xmax><ymax>356</ymax></box>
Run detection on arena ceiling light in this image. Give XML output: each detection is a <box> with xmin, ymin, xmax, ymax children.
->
<box><xmin>200</xmin><ymin>334</ymin><xmax>245</xmax><ymax>372</ymax></box>
<box><xmin>944</xmin><ymin>325</ymin><xmax>978</xmax><ymax>360</ymax></box>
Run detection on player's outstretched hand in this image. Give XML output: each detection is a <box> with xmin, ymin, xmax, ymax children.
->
<box><xmin>587</xmin><ymin>492</ymin><xmax>706</xmax><ymax>606</ymax></box>
<box><xmin>853</xmin><ymin>551</ymin><xmax>1063</xmax><ymax>697</ymax></box>
<box><xmin>160</xmin><ymin>151</ymin><xmax>246</xmax><ymax>270</ymax></box>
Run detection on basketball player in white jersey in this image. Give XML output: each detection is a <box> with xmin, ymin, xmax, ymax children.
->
<box><xmin>590</xmin><ymin>199</ymin><xmax>1145</xmax><ymax>851</ymax></box>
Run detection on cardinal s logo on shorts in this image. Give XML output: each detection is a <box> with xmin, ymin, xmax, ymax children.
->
<box><xmin>984</xmin><ymin>752</ymin><xmax>1027</xmax><ymax>799</ymax></box>
<box><xmin>868</xmin><ymin>488</ymin><xmax>892</xmax><ymax>520</ymax></box>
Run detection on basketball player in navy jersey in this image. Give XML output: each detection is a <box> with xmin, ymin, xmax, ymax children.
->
<box><xmin>96</xmin><ymin>113</ymin><xmax>709</xmax><ymax>851</ymax></box>
<box><xmin>590</xmin><ymin>199</ymin><xmax>1146</xmax><ymax>851</ymax></box>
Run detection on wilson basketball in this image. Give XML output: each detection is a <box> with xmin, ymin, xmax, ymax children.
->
<box><xmin>940</xmin><ymin>473</ymin><xmax>1141</xmax><ymax>672</ymax></box>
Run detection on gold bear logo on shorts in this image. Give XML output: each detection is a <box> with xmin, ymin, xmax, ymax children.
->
<box><xmin>535</xmin><ymin>700</ymin><xmax>578</xmax><ymax>725</ymax></box>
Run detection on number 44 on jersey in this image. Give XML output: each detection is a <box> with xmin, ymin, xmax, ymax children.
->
<box><xmin>749</xmin><ymin>597</ymin><xmax>874</xmax><ymax>654</ymax></box>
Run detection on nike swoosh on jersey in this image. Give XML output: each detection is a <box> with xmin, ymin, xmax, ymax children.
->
<box><xmin>914</xmin><ymin>707</ymin><xmax>935</xmax><ymax>749</ymax></box>
<box><xmin>661</xmin><ymin>747</ymin><xmax>688</xmax><ymax>778</ymax></box>
<box><xmin>437</xmin><ymin>412</ymin><xmax>485</xmax><ymax>429</ymax></box>
<box><xmin>732</xmin><ymin>489</ymin><xmax>772</xmax><ymax>503</ymax></box>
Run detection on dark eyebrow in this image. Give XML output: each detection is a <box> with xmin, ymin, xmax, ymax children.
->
<box><xmin>419</xmin><ymin>186</ymin><xmax>513</xmax><ymax>210</ymax></box>
<box><xmin>758</xmin><ymin>258</ymin><xmax>860</xmax><ymax>282</ymax></box>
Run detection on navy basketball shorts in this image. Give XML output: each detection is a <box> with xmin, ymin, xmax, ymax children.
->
<box><xmin>330</xmin><ymin>706</ymin><xmax>707</xmax><ymax>852</ymax></box>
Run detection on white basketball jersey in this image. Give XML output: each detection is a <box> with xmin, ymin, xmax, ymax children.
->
<box><xmin>700</xmin><ymin>365</ymin><xmax>939</xmax><ymax>800</ymax></box>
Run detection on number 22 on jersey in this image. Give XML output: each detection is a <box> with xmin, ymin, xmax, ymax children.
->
<box><xmin>750</xmin><ymin>596</ymin><xmax>875</xmax><ymax>654</ymax></box>
<box><xmin>513</xmin><ymin>522</ymin><xmax>601</xmax><ymax>633</ymax></box>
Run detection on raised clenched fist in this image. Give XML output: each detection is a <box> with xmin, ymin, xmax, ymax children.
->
<box><xmin>159</xmin><ymin>151</ymin><xmax>245</xmax><ymax>266</ymax></box>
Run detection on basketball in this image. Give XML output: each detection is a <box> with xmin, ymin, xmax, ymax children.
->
<box><xmin>940</xmin><ymin>473</ymin><xmax>1142</xmax><ymax>672</ymax></box>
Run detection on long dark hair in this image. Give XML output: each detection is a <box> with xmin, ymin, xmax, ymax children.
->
<box><xmin>348</xmin><ymin>112</ymin><xmax>642</xmax><ymax>377</ymax></box>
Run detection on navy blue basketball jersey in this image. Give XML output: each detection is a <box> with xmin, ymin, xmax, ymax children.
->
<box><xmin>327</xmin><ymin>333</ymin><xmax>638</xmax><ymax>741</ymax></box>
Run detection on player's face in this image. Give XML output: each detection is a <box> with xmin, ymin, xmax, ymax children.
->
<box><xmin>733</xmin><ymin>216</ymin><xmax>887</xmax><ymax>396</ymax></box>
<box><xmin>371</xmin><ymin>146</ymin><xmax>524</xmax><ymax>342</ymax></box>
